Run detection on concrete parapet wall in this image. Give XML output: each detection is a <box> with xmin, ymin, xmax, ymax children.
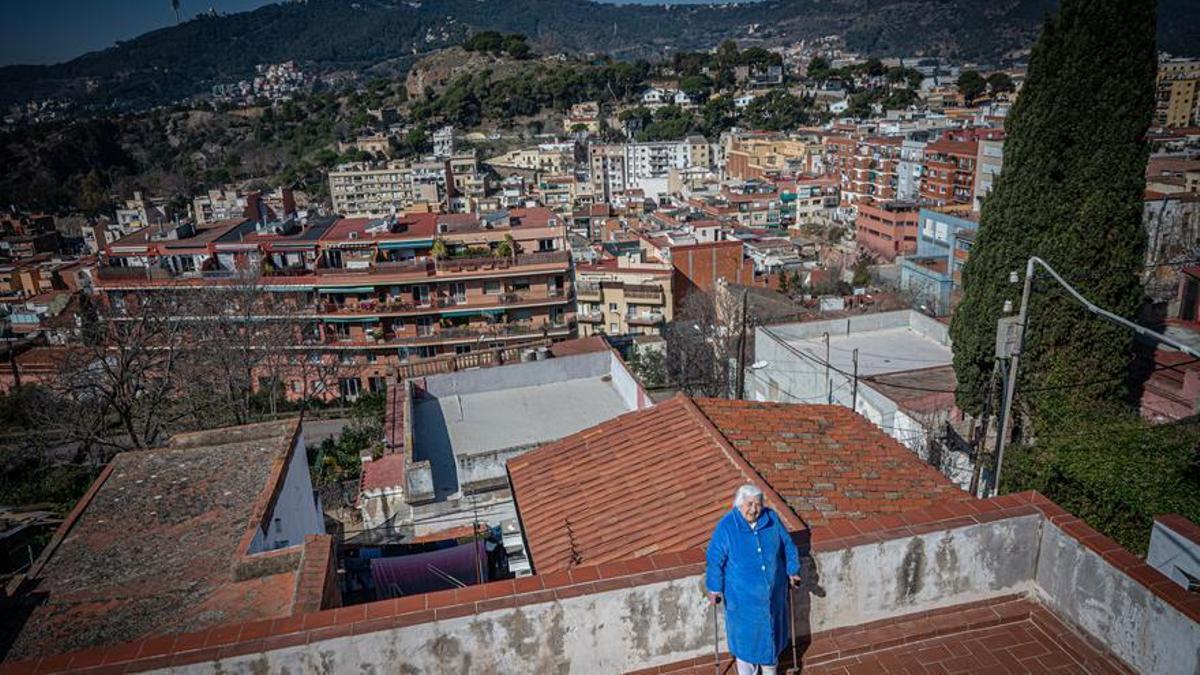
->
<box><xmin>807</xmin><ymin>514</ymin><xmax>1040</xmax><ymax>633</ymax></box>
<box><xmin>1036</xmin><ymin>522</ymin><xmax>1200</xmax><ymax>675</ymax></box>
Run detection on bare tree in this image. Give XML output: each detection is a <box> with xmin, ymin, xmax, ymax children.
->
<box><xmin>42</xmin><ymin>291</ymin><xmax>194</xmax><ymax>459</ymax></box>
<box><xmin>663</xmin><ymin>289</ymin><xmax>743</xmax><ymax>398</ymax></box>
<box><xmin>185</xmin><ymin>269</ymin><xmax>303</xmax><ymax>426</ymax></box>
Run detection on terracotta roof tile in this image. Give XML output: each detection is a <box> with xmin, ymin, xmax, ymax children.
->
<box><xmin>508</xmin><ymin>397</ymin><xmax>781</xmax><ymax>573</ymax></box>
<box><xmin>510</xmin><ymin>398</ymin><xmax>974</xmax><ymax>573</ymax></box>
<box><xmin>693</xmin><ymin>400</ymin><xmax>972</xmax><ymax>526</ymax></box>
<box><xmin>4</xmin><ymin>420</ymin><xmax>310</xmax><ymax>660</ymax></box>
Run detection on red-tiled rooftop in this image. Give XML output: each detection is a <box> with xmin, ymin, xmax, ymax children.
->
<box><xmin>320</xmin><ymin>214</ymin><xmax>438</xmax><ymax>243</ymax></box>
<box><xmin>693</xmin><ymin>400</ymin><xmax>973</xmax><ymax>526</ymax></box>
<box><xmin>2</xmin><ymin>420</ymin><xmax>313</xmax><ymax>660</ymax></box>
<box><xmin>508</xmin><ymin>396</ymin><xmax>800</xmax><ymax>573</ymax></box>
<box><xmin>509</xmin><ymin>396</ymin><xmax>972</xmax><ymax>573</ymax></box>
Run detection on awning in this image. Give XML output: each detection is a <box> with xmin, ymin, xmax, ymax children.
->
<box><xmin>318</xmin><ymin>286</ymin><xmax>375</xmax><ymax>294</ymax></box>
<box><xmin>440</xmin><ymin>307</ymin><xmax>505</xmax><ymax>318</ymax></box>
<box><xmin>379</xmin><ymin>240</ymin><xmax>433</xmax><ymax>250</ymax></box>
<box><xmin>322</xmin><ymin>317</ymin><xmax>380</xmax><ymax>324</ymax></box>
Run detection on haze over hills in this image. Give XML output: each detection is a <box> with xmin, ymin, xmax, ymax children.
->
<box><xmin>1</xmin><ymin>0</ymin><xmax>1196</xmax><ymax>112</ymax></box>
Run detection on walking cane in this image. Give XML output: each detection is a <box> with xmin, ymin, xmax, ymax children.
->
<box><xmin>785</xmin><ymin>582</ymin><xmax>800</xmax><ymax>675</ymax></box>
<box><xmin>712</xmin><ymin>596</ymin><xmax>721</xmax><ymax>675</ymax></box>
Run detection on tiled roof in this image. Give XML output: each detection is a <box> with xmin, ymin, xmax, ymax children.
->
<box><xmin>511</xmin><ymin>397</ymin><xmax>975</xmax><ymax>572</ymax></box>
<box><xmin>508</xmin><ymin>396</ymin><xmax>797</xmax><ymax>573</ymax></box>
<box><xmin>694</xmin><ymin>400</ymin><xmax>973</xmax><ymax>526</ymax></box>
<box><xmin>3</xmin><ymin>420</ymin><xmax>313</xmax><ymax>660</ymax></box>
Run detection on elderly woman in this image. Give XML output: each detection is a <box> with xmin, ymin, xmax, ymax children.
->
<box><xmin>706</xmin><ymin>484</ymin><xmax>801</xmax><ymax>675</ymax></box>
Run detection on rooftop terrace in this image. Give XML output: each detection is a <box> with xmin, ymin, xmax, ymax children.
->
<box><xmin>7</xmin><ymin>493</ymin><xmax>1195</xmax><ymax>673</ymax></box>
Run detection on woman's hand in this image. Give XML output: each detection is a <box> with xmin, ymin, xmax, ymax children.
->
<box><xmin>709</xmin><ymin>591</ymin><xmax>723</xmax><ymax>605</ymax></box>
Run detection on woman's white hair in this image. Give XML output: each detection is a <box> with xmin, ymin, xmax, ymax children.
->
<box><xmin>733</xmin><ymin>483</ymin><xmax>764</xmax><ymax>508</ymax></box>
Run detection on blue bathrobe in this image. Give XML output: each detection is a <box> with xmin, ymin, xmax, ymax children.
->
<box><xmin>705</xmin><ymin>507</ymin><xmax>800</xmax><ymax>666</ymax></box>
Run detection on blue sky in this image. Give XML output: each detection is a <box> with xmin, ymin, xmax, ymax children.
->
<box><xmin>0</xmin><ymin>0</ymin><xmax>736</xmax><ymax>66</ymax></box>
<box><xmin>0</xmin><ymin>0</ymin><xmax>276</xmax><ymax>66</ymax></box>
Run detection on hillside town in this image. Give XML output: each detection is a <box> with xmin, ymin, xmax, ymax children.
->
<box><xmin>0</xmin><ymin>4</ymin><xmax>1198</xmax><ymax>674</ymax></box>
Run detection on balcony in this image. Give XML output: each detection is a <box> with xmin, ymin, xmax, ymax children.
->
<box><xmin>576</xmin><ymin>283</ymin><xmax>602</xmax><ymax>301</ymax></box>
<box><xmin>623</xmin><ymin>285</ymin><xmax>663</xmax><ymax>304</ymax></box>
<box><xmin>626</xmin><ymin>312</ymin><xmax>664</xmax><ymax>327</ymax></box>
<box><xmin>578</xmin><ymin>310</ymin><xmax>603</xmax><ymax>323</ymax></box>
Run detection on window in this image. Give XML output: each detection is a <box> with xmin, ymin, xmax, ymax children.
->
<box><xmin>935</xmin><ymin>222</ymin><xmax>948</xmax><ymax>242</ymax></box>
<box><xmin>291</xmin><ymin>380</ymin><xmax>302</xmax><ymax>394</ymax></box>
<box><xmin>455</xmin><ymin>344</ymin><xmax>472</xmax><ymax>355</ymax></box>
<box><xmin>339</xmin><ymin>377</ymin><xmax>363</xmax><ymax>400</ymax></box>
<box><xmin>609</xmin><ymin>302</ymin><xmax>619</xmax><ymax>311</ymax></box>
<box><xmin>510</xmin><ymin>278</ymin><xmax>531</xmax><ymax>292</ymax></box>
<box><xmin>923</xmin><ymin>218</ymin><xmax>935</xmax><ymax>238</ymax></box>
<box><xmin>369</xmin><ymin>376</ymin><xmax>387</xmax><ymax>393</ymax></box>
<box><xmin>484</xmin><ymin>280</ymin><xmax>501</xmax><ymax>295</ymax></box>
<box><xmin>416</xmin><ymin>316</ymin><xmax>434</xmax><ymax>336</ymax></box>
<box><xmin>366</xmin><ymin>352</ymin><xmax>377</xmax><ymax>364</ymax></box>
<box><xmin>415</xmin><ymin>345</ymin><xmax>437</xmax><ymax>358</ymax></box>
<box><xmin>538</xmin><ymin>238</ymin><xmax>555</xmax><ymax>252</ymax></box>
<box><xmin>274</xmin><ymin>518</ymin><xmax>282</xmax><ymax>534</ymax></box>
<box><xmin>609</xmin><ymin>323</ymin><xmax>619</xmax><ymax>333</ymax></box>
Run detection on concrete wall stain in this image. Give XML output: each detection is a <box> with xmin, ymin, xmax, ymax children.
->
<box><xmin>935</xmin><ymin>532</ymin><xmax>967</xmax><ymax>594</ymax></box>
<box><xmin>623</xmin><ymin>590</ymin><xmax>653</xmax><ymax>657</ymax></box>
<box><xmin>897</xmin><ymin>537</ymin><xmax>926</xmax><ymax>603</ymax></box>
<box><xmin>498</xmin><ymin>606</ymin><xmax>539</xmax><ymax>659</ymax></box>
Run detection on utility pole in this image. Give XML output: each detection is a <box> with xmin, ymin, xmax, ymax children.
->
<box><xmin>471</xmin><ymin>495</ymin><xmax>484</xmax><ymax>585</ymax></box>
<box><xmin>823</xmin><ymin>332</ymin><xmax>831</xmax><ymax>404</ymax></box>
<box><xmin>734</xmin><ymin>289</ymin><xmax>749</xmax><ymax>399</ymax></box>
<box><xmin>968</xmin><ymin>358</ymin><xmax>1001</xmax><ymax>498</ymax></box>
<box><xmin>850</xmin><ymin>348</ymin><xmax>859</xmax><ymax>412</ymax></box>
<box><xmin>992</xmin><ymin>256</ymin><xmax>1200</xmax><ymax>496</ymax></box>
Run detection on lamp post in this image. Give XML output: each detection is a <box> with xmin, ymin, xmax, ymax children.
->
<box><xmin>991</xmin><ymin>256</ymin><xmax>1200</xmax><ymax>496</ymax></box>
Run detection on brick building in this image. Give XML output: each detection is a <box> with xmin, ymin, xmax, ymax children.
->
<box><xmin>854</xmin><ymin>200</ymin><xmax>920</xmax><ymax>262</ymax></box>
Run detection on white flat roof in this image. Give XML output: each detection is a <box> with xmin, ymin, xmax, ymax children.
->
<box><xmin>784</xmin><ymin>327</ymin><xmax>953</xmax><ymax>377</ymax></box>
<box><xmin>413</xmin><ymin>376</ymin><xmax>631</xmax><ymax>459</ymax></box>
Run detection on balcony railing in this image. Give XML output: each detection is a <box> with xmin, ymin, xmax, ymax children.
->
<box><xmin>626</xmin><ymin>313</ymin><xmax>664</xmax><ymax>326</ymax></box>
<box><xmin>576</xmin><ymin>283</ymin><xmax>602</xmax><ymax>300</ymax></box>
<box><xmin>578</xmin><ymin>310</ymin><xmax>603</xmax><ymax>323</ymax></box>
<box><xmin>623</xmin><ymin>285</ymin><xmax>663</xmax><ymax>303</ymax></box>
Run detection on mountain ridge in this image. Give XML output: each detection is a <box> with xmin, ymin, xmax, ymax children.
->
<box><xmin>2</xmin><ymin>0</ymin><xmax>1196</xmax><ymax>111</ymax></box>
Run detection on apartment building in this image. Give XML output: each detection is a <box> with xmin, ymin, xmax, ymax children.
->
<box><xmin>973</xmin><ymin>137</ymin><xmax>1005</xmax><ymax>210</ymax></box>
<box><xmin>193</xmin><ymin>188</ymin><xmax>297</xmax><ymax>225</ymax></box>
<box><xmin>822</xmin><ymin>135</ymin><xmax>902</xmax><ymax>208</ymax></box>
<box><xmin>687</xmin><ymin>181</ymin><xmax>783</xmax><ymax>229</ymax></box>
<box><xmin>896</xmin><ymin>137</ymin><xmax>927</xmax><ymax>201</ymax></box>
<box><xmin>589</xmin><ymin>137</ymin><xmax>711</xmax><ymax>202</ymax></box>
<box><xmin>485</xmin><ymin>143</ymin><xmax>576</xmax><ymax>175</ymax></box>
<box><xmin>1155</xmin><ymin>58</ymin><xmax>1200</xmax><ymax>128</ymax></box>
<box><xmin>920</xmin><ymin>139</ymin><xmax>978</xmax><ymax>206</ymax></box>
<box><xmin>854</xmin><ymin>200</ymin><xmax>920</xmax><ymax>262</ymax></box>
<box><xmin>92</xmin><ymin>208</ymin><xmax>575</xmax><ymax>399</ymax></box>
<box><xmin>723</xmin><ymin>132</ymin><xmax>822</xmax><ymax>180</ymax></box>
<box><xmin>575</xmin><ymin>251</ymin><xmax>673</xmax><ymax>337</ymax></box>
<box><xmin>329</xmin><ymin>153</ymin><xmax>486</xmax><ymax>217</ymax></box>
<box><xmin>899</xmin><ymin>207</ymin><xmax>979</xmax><ymax>315</ymax></box>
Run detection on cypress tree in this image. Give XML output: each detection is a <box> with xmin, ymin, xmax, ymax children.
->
<box><xmin>949</xmin><ymin>0</ymin><xmax>1156</xmax><ymax>423</ymax></box>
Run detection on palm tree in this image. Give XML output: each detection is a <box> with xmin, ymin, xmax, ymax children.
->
<box><xmin>430</xmin><ymin>239</ymin><xmax>449</xmax><ymax>260</ymax></box>
<box><xmin>494</xmin><ymin>234</ymin><xmax>516</xmax><ymax>260</ymax></box>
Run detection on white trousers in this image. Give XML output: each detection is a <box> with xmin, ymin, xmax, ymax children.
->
<box><xmin>735</xmin><ymin>659</ymin><xmax>777</xmax><ymax>675</ymax></box>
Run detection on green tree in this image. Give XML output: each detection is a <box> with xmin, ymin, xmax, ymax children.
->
<box><xmin>806</xmin><ymin>56</ymin><xmax>831</xmax><ymax>80</ymax></box>
<box><xmin>956</xmin><ymin>70</ymin><xmax>987</xmax><ymax>101</ymax></box>
<box><xmin>949</xmin><ymin>0</ymin><xmax>1156</xmax><ymax>420</ymax></box>
<box><xmin>741</xmin><ymin>91</ymin><xmax>808</xmax><ymax>131</ymax></box>
<box><xmin>987</xmin><ymin>72</ymin><xmax>1015</xmax><ymax>94</ymax></box>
